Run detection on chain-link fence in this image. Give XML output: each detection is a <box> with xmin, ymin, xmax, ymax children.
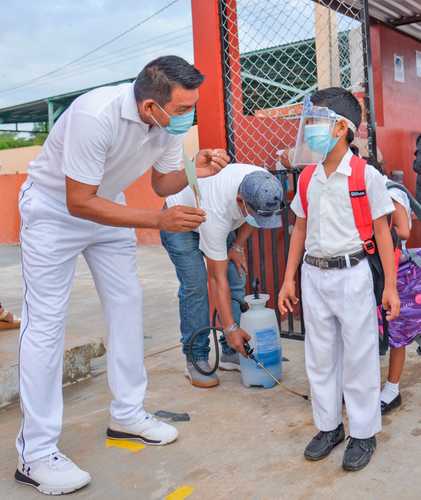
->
<box><xmin>219</xmin><ymin>0</ymin><xmax>374</xmax><ymax>338</ymax></box>
<box><xmin>220</xmin><ymin>0</ymin><xmax>374</xmax><ymax>167</ymax></box>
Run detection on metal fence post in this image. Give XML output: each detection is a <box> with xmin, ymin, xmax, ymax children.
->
<box><xmin>360</xmin><ymin>0</ymin><xmax>378</xmax><ymax>162</ymax></box>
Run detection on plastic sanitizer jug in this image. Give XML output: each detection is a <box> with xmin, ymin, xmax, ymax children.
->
<box><xmin>239</xmin><ymin>293</ymin><xmax>282</xmax><ymax>388</ymax></box>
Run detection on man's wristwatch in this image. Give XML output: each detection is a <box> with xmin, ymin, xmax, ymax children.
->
<box><xmin>224</xmin><ymin>322</ymin><xmax>240</xmax><ymax>336</ymax></box>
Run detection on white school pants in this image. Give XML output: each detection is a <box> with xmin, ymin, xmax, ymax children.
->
<box><xmin>17</xmin><ymin>182</ymin><xmax>147</xmax><ymax>463</ymax></box>
<box><xmin>301</xmin><ymin>259</ymin><xmax>381</xmax><ymax>439</ymax></box>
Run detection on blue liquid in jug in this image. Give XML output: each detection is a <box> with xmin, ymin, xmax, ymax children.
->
<box><xmin>239</xmin><ymin>328</ymin><xmax>282</xmax><ymax>389</ymax></box>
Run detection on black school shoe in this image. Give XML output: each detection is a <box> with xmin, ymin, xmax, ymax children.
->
<box><xmin>381</xmin><ymin>393</ymin><xmax>402</xmax><ymax>415</ymax></box>
<box><xmin>304</xmin><ymin>423</ymin><xmax>345</xmax><ymax>461</ymax></box>
<box><xmin>342</xmin><ymin>436</ymin><xmax>376</xmax><ymax>471</ymax></box>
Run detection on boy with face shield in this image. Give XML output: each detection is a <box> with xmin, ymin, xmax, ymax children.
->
<box><xmin>278</xmin><ymin>88</ymin><xmax>400</xmax><ymax>471</ymax></box>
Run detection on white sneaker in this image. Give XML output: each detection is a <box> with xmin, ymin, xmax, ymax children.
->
<box><xmin>15</xmin><ymin>452</ymin><xmax>91</xmax><ymax>495</ymax></box>
<box><xmin>107</xmin><ymin>413</ymin><xmax>178</xmax><ymax>445</ymax></box>
<box><xmin>185</xmin><ymin>361</ymin><xmax>220</xmax><ymax>388</ymax></box>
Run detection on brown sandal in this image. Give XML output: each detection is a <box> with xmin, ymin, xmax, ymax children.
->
<box><xmin>0</xmin><ymin>308</ymin><xmax>21</xmax><ymax>331</ymax></box>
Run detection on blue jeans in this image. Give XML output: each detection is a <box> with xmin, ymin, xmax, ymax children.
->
<box><xmin>160</xmin><ymin>230</ymin><xmax>246</xmax><ymax>361</ymax></box>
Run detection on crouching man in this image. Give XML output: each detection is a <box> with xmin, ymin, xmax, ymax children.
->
<box><xmin>161</xmin><ymin>163</ymin><xmax>283</xmax><ymax>387</ymax></box>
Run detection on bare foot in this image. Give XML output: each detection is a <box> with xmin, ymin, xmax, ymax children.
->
<box><xmin>0</xmin><ymin>306</ymin><xmax>14</xmax><ymax>323</ymax></box>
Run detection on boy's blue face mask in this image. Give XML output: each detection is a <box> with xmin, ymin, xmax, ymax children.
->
<box><xmin>153</xmin><ymin>103</ymin><xmax>195</xmax><ymax>135</ymax></box>
<box><xmin>304</xmin><ymin>123</ymin><xmax>339</xmax><ymax>154</ymax></box>
<box><xmin>293</xmin><ymin>95</ymin><xmax>357</xmax><ymax>166</ymax></box>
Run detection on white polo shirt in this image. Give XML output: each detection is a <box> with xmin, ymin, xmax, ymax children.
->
<box><xmin>166</xmin><ymin>163</ymin><xmax>265</xmax><ymax>260</ymax></box>
<box><xmin>291</xmin><ymin>149</ymin><xmax>395</xmax><ymax>258</ymax></box>
<box><xmin>28</xmin><ymin>83</ymin><xmax>184</xmax><ymax>201</ymax></box>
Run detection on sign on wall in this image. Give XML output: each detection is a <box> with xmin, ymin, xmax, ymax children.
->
<box><xmin>417</xmin><ymin>51</ymin><xmax>421</xmax><ymax>78</ymax></box>
<box><xmin>394</xmin><ymin>54</ymin><xmax>405</xmax><ymax>83</ymax></box>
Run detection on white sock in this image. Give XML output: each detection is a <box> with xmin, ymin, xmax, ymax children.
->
<box><xmin>381</xmin><ymin>381</ymin><xmax>400</xmax><ymax>404</ymax></box>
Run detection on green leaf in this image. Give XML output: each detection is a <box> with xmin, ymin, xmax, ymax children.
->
<box><xmin>183</xmin><ymin>150</ymin><xmax>201</xmax><ymax>207</ymax></box>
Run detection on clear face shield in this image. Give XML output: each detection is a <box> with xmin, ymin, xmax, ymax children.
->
<box><xmin>292</xmin><ymin>95</ymin><xmax>340</xmax><ymax>166</ymax></box>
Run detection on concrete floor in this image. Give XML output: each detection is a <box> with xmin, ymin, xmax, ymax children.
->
<box><xmin>1</xmin><ymin>341</ymin><xmax>421</xmax><ymax>499</ymax></box>
<box><xmin>0</xmin><ymin>244</ymin><xmax>182</xmax><ymax>356</ymax></box>
<box><xmin>0</xmin><ymin>245</ymin><xmax>182</xmax><ymax>406</ymax></box>
<box><xmin>1</xmin><ymin>245</ymin><xmax>421</xmax><ymax>499</ymax></box>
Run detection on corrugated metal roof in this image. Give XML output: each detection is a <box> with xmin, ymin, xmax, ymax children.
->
<box><xmin>369</xmin><ymin>0</ymin><xmax>421</xmax><ymax>41</ymax></box>
<box><xmin>343</xmin><ymin>0</ymin><xmax>421</xmax><ymax>41</ymax></box>
<box><xmin>0</xmin><ymin>77</ymin><xmax>135</xmax><ymax>126</ymax></box>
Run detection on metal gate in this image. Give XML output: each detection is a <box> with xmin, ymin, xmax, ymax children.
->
<box><xmin>219</xmin><ymin>0</ymin><xmax>377</xmax><ymax>339</ymax></box>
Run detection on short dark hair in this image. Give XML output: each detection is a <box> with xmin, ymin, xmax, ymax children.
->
<box><xmin>363</xmin><ymin>155</ymin><xmax>384</xmax><ymax>174</ymax></box>
<box><xmin>349</xmin><ymin>143</ymin><xmax>360</xmax><ymax>156</ymax></box>
<box><xmin>311</xmin><ymin>87</ymin><xmax>362</xmax><ymax>144</ymax></box>
<box><xmin>134</xmin><ymin>55</ymin><xmax>204</xmax><ymax>105</ymax></box>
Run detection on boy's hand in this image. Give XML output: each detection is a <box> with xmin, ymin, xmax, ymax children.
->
<box><xmin>278</xmin><ymin>280</ymin><xmax>299</xmax><ymax>315</ymax></box>
<box><xmin>382</xmin><ymin>286</ymin><xmax>400</xmax><ymax>321</ymax></box>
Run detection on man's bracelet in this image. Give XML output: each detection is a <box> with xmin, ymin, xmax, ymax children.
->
<box><xmin>231</xmin><ymin>244</ymin><xmax>244</xmax><ymax>255</ymax></box>
<box><xmin>224</xmin><ymin>323</ymin><xmax>239</xmax><ymax>335</ymax></box>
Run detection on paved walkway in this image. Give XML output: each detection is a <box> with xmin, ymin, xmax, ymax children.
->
<box><xmin>0</xmin><ymin>244</ymin><xmax>181</xmax><ymax>407</ymax></box>
<box><xmin>1</xmin><ymin>245</ymin><xmax>421</xmax><ymax>499</ymax></box>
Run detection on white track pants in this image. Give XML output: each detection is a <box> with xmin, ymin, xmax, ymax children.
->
<box><xmin>17</xmin><ymin>183</ymin><xmax>147</xmax><ymax>463</ymax></box>
<box><xmin>301</xmin><ymin>259</ymin><xmax>381</xmax><ymax>439</ymax></box>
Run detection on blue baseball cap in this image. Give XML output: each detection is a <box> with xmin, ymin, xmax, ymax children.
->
<box><xmin>238</xmin><ymin>170</ymin><xmax>284</xmax><ymax>228</ymax></box>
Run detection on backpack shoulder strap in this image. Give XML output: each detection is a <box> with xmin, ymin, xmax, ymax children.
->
<box><xmin>348</xmin><ymin>155</ymin><xmax>375</xmax><ymax>253</ymax></box>
<box><xmin>386</xmin><ymin>180</ymin><xmax>421</xmax><ymax>220</ymax></box>
<box><xmin>298</xmin><ymin>164</ymin><xmax>317</xmax><ymax>217</ymax></box>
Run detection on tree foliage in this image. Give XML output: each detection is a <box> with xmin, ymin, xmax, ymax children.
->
<box><xmin>0</xmin><ymin>123</ymin><xmax>48</xmax><ymax>150</ymax></box>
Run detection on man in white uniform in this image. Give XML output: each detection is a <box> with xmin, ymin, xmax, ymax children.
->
<box><xmin>15</xmin><ymin>55</ymin><xmax>229</xmax><ymax>495</ymax></box>
<box><xmin>162</xmin><ymin>164</ymin><xmax>283</xmax><ymax>387</ymax></box>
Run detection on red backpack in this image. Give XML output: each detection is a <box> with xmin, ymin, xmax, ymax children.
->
<box><xmin>298</xmin><ymin>155</ymin><xmax>376</xmax><ymax>255</ymax></box>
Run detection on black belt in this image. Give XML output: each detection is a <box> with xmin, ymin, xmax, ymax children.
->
<box><xmin>304</xmin><ymin>250</ymin><xmax>366</xmax><ymax>270</ymax></box>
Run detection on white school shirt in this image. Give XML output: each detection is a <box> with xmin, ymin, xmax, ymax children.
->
<box><xmin>166</xmin><ymin>163</ymin><xmax>265</xmax><ymax>260</ymax></box>
<box><xmin>290</xmin><ymin>149</ymin><xmax>395</xmax><ymax>258</ymax></box>
<box><xmin>385</xmin><ymin>179</ymin><xmax>412</xmax><ymax>231</ymax></box>
<box><xmin>28</xmin><ymin>83</ymin><xmax>184</xmax><ymax>201</ymax></box>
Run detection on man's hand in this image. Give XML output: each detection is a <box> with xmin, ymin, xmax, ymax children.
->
<box><xmin>278</xmin><ymin>148</ymin><xmax>294</xmax><ymax>169</ymax></box>
<box><xmin>382</xmin><ymin>286</ymin><xmax>400</xmax><ymax>321</ymax></box>
<box><xmin>158</xmin><ymin>205</ymin><xmax>206</xmax><ymax>232</ymax></box>
<box><xmin>195</xmin><ymin>149</ymin><xmax>230</xmax><ymax>178</ymax></box>
<box><xmin>228</xmin><ymin>246</ymin><xmax>247</xmax><ymax>277</ymax></box>
<box><xmin>278</xmin><ymin>280</ymin><xmax>299</xmax><ymax>315</ymax></box>
<box><xmin>225</xmin><ymin>327</ymin><xmax>251</xmax><ymax>357</ymax></box>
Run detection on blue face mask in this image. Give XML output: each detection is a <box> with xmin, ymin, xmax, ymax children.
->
<box><xmin>154</xmin><ymin>103</ymin><xmax>195</xmax><ymax>135</ymax></box>
<box><xmin>242</xmin><ymin>202</ymin><xmax>261</xmax><ymax>228</ymax></box>
<box><xmin>245</xmin><ymin>215</ymin><xmax>260</xmax><ymax>228</ymax></box>
<box><xmin>304</xmin><ymin>124</ymin><xmax>339</xmax><ymax>154</ymax></box>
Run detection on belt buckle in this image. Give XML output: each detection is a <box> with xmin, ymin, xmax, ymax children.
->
<box><xmin>319</xmin><ymin>259</ymin><xmax>329</xmax><ymax>269</ymax></box>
